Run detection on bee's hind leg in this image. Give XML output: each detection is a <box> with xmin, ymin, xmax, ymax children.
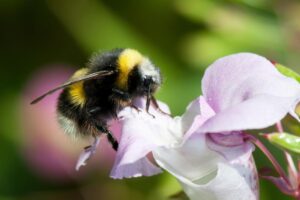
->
<box><xmin>94</xmin><ymin>123</ymin><xmax>119</xmax><ymax>151</ymax></box>
<box><xmin>87</xmin><ymin>107</ymin><xmax>119</xmax><ymax>152</ymax></box>
<box><xmin>84</xmin><ymin>135</ymin><xmax>100</xmax><ymax>153</ymax></box>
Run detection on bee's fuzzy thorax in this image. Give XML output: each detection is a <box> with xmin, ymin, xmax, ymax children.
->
<box><xmin>116</xmin><ymin>49</ymin><xmax>143</xmax><ymax>90</ymax></box>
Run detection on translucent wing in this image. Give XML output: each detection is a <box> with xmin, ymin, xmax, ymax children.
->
<box><xmin>30</xmin><ymin>70</ymin><xmax>115</xmax><ymax>104</ymax></box>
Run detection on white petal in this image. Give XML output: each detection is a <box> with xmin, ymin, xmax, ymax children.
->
<box><xmin>153</xmin><ymin>134</ymin><xmax>258</xmax><ymax>200</ymax></box>
<box><xmin>153</xmin><ymin>134</ymin><xmax>222</xmax><ymax>181</ymax></box>
<box><xmin>179</xmin><ymin>162</ymin><xmax>257</xmax><ymax>200</ymax></box>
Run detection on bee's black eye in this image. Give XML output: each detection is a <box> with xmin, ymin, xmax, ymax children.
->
<box><xmin>143</xmin><ymin>76</ymin><xmax>153</xmax><ymax>87</ymax></box>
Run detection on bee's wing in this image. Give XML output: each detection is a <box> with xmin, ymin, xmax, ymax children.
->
<box><xmin>30</xmin><ymin>70</ymin><xmax>115</xmax><ymax>104</ymax></box>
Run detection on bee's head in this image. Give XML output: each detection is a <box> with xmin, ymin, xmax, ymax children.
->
<box><xmin>136</xmin><ymin>58</ymin><xmax>161</xmax><ymax>95</ymax></box>
<box><xmin>127</xmin><ymin>59</ymin><xmax>162</xmax><ymax>96</ymax></box>
<box><xmin>117</xmin><ymin>49</ymin><xmax>161</xmax><ymax>96</ymax></box>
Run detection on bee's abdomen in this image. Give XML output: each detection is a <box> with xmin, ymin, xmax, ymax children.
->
<box><xmin>57</xmin><ymin>89</ymin><xmax>93</xmax><ymax>137</ymax></box>
<box><xmin>57</xmin><ymin>112</ymin><xmax>81</xmax><ymax>138</ymax></box>
<box><xmin>68</xmin><ymin>68</ymin><xmax>88</xmax><ymax>107</ymax></box>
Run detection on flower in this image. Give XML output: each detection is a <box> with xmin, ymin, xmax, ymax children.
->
<box><xmin>95</xmin><ymin>53</ymin><xmax>300</xmax><ymax>199</ymax></box>
<box><xmin>111</xmin><ymin>97</ymin><xmax>258</xmax><ymax>200</ymax></box>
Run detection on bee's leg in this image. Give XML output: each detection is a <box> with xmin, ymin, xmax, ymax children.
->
<box><xmin>143</xmin><ymin>87</ymin><xmax>155</xmax><ymax>118</ymax></box>
<box><xmin>106</xmin><ymin>130</ymin><xmax>119</xmax><ymax>151</ymax></box>
<box><xmin>145</xmin><ymin>94</ymin><xmax>155</xmax><ymax>118</ymax></box>
<box><xmin>83</xmin><ymin>135</ymin><xmax>100</xmax><ymax>152</ymax></box>
<box><xmin>146</xmin><ymin>93</ymin><xmax>151</xmax><ymax>112</ymax></box>
<box><xmin>151</xmin><ymin>95</ymin><xmax>171</xmax><ymax>116</ymax></box>
<box><xmin>112</xmin><ymin>88</ymin><xmax>141</xmax><ymax>113</ymax></box>
<box><xmin>87</xmin><ymin>107</ymin><xmax>119</xmax><ymax>151</ymax></box>
<box><xmin>111</xmin><ymin>88</ymin><xmax>133</xmax><ymax>113</ymax></box>
<box><xmin>112</xmin><ymin>88</ymin><xmax>130</xmax><ymax>101</ymax></box>
<box><xmin>130</xmin><ymin>104</ymin><xmax>142</xmax><ymax>113</ymax></box>
<box><xmin>94</xmin><ymin>124</ymin><xmax>119</xmax><ymax>151</ymax></box>
<box><xmin>87</xmin><ymin>107</ymin><xmax>102</xmax><ymax>117</ymax></box>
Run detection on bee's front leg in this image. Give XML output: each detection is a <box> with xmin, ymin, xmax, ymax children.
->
<box><xmin>111</xmin><ymin>88</ymin><xmax>131</xmax><ymax>101</ymax></box>
<box><xmin>151</xmin><ymin>95</ymin><xmax>171</xmax><ymax>116</ymax></box>
<box><xmin>130</xmin><ymin>104</ymin><xmax>142</xmax><ymax>113</ymax></box>
<box><xmin>111</xmin><ymin>88</ymin><xmax>132</xmax><ymax>108</ymax></box>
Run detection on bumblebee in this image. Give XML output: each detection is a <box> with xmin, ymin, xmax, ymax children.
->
<box><xmin>31</xmin><ymin>48</ymin><xmax>162</xmax><ymax>151</ymax></box>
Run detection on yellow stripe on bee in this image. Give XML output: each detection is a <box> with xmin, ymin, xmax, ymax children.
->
<box><xmin>69</xmin><ymin>68</ymin><xmax>88</xmax><ymax>107</ymax></box>
<box><xmin>117</xmin><ymin>49</ymin><xmax>143</xmax><ymax>89</ymax></box>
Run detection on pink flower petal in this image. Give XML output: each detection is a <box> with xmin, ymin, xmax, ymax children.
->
<box><xmin>199</xmin><ymin>95</ymin><xmax>297</xmax><ymax>133</ymax></box>
<box><xmin>181</xmin><ymin>96</ymin><xmax>215</xmax><ymax>131</ymax></box>
<box><xmin>206</xmin><ymin>133</ymin><xmax>254</xmax><ymax>162</ymax></box>
<box><xmin>110</xmin><ymin>157</ymin><xmax>162</xmax><ymax>179</ymax></box>
<box><xmin>76</xmin><ymin>136</ymin><xmax>101</xmax><ymax>171</ymax></box>
<box><xmin>182</xmin><ymin>96</ymin><xmax>215</xmax><ymax>140</ymax></box>
<box><xmin>109</xmin><ymin>117</ymin><xmax>162</xmax><ymax>179</ymax></box>
<box><xmin>200</xmin><ymin>53</ymin><xmax>300</xmax><ymax>133</ymax></box>
<box><xmin>110</xmin><ymin>100</ymin><xmax>173</xmax><ymax>179</ymax></box>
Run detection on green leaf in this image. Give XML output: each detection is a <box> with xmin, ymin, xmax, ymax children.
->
<box><xmin>266</xmin><ymin>132</ymin><xmax>300</xmax><ymax>156</ymax></box>
<box><xmin>276</xmin><ymin>63</ymin><xmax>300</xmax><ymax>83</ymax></box>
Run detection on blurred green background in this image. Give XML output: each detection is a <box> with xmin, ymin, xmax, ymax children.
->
<box><xmin>1</xmin><ymin>0</ymin><xmax>300</xmax><ymax>199</ymax></box>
